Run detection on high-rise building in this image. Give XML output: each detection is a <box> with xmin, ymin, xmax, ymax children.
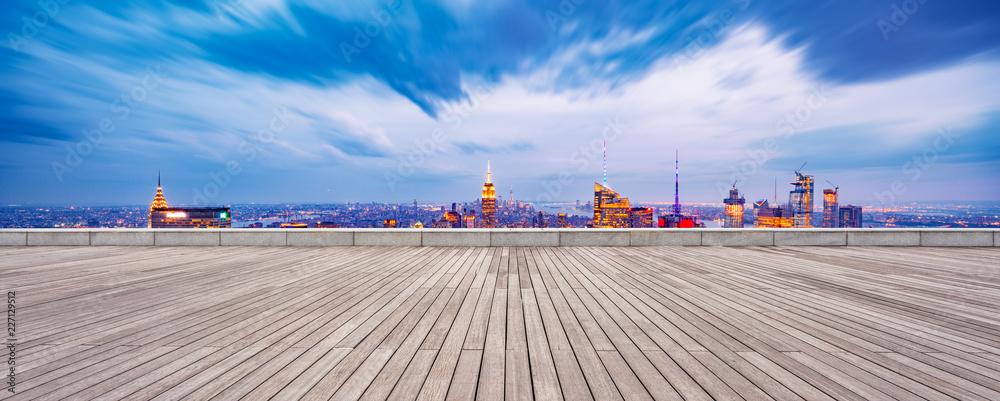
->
<box><xmin>723</xmin><ymin>185</ymin><xmax>745</xmax><ymax>228</ymax></box>
<box><xmin>150</xmin><ymin>172</ymin><xmax>168</xmax><ymax>215</ymax></box>
<box><xmin>557</xmin><ymin>213</ymin><xmax>568</xmax><ymax>228</ymax></box>
<box><xmin>822</xmin><ymin>189</ymin><xmax>839</xmax><ymax>228</ymax></box>
<box><xmin>630</xmin><ymin>207</ymin><xmax>653</xmax><ymax>228</ymax></box>
<box><xmin>481</xmin><ymin>161</ymin><xmax>497</xmax><ymax>228</ymax></box>
<box><xmin>464</xmin><ymin>210</ymin><xmax>477</xmax><ymax>228</ymax></box>
<box><xmin>754</xmin><ymin>199</ymin><xmax>793</xmax><ymax>228</ymax></box>
<box><xmin>149</xmin><ymin>207</ymin><xmax>231</xmax><ymax>228</ymax></box>
<box><xmin>840</xmin><ymin>205</ymin><xmax>863</xmax><ymax>228</ymax></box>
<box><xmin>789</xmin><ymin>171</ymin><xmax>814</xmax><ymax>228</ymax></box>
<box><xmin>536</xmin><ymin>211</ymin><xmax>546</xmax><ymax>228</ymax></box>
<box><xmin>593</xmin><ymin>182</ymin><xmax>631</xmax><ymax>228</ymax></box>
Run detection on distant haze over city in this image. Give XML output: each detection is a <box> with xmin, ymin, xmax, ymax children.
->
<box><xmin>2</xmin><ymin>1</ymin><xmax>999</xmax><ymax>206</ymax></box>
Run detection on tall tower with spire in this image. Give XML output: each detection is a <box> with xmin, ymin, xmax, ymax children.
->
<box><xmin>149</xmin><ymin>172</ymin><xmax>169</xmax><ymax>228</ymax></box>
<box><xmin>673</xmin><ymin>150</ymin><xmax>682</xmax><ymax>215</ymax></box>
<box><xmin>481</xmin><ymin>161</ymin><xmax>497</xmax><ymax>228</ymax></box>
<box><xmin>592</xmin><ymin>142</ymin><xmax>632</xmax><ymax>228</ymax></box>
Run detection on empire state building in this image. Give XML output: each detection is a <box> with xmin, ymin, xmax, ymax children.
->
<box><xmin>481</xmin><ymin>161</ymin><xmax>496</xmax><ymax>228</ymax></box>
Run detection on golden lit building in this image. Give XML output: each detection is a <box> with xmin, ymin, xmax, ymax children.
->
<box><xmin>822</xmin><ymin>189</ymin><xmax>839</xmax><ymax>228</ymax></box>
<box><xmin>481</xmin><ymin>161</ymin><xmax>497</xmax><ymax>228</ymax></box>
<box><xmin>754</xmin><ymin>200</ymin><xmax>792</xmax><ymax>228</ymax></box>
<box><xmin>593</xmin><ymin>182</ymin><xmax>631</xmax><ymax>228</ymax></box>
<box><xmin>149</xmin><ymin>172</ymin><xmax>168</xmax><ymax>215</ymax></box>
<box><xmin>148</xmin><ymin>174</ymin><xmax>231</xmax><ymax>228</ymax></box>
<box><xmin>630</xmin><ymin>207</ymin><xmax>653</xmax><ymax>228</ymax></box>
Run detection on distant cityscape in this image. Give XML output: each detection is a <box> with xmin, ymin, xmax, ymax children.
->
<box><xmin>2</xmin><ymin>154</ymin><xmax>998</xmax><ymax>229</ymax></box>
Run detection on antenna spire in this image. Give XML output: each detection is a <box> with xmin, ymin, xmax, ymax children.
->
<box><xmin>158</xmin><ymin>170</ymin><xmax>161</xmax><ymax>187</ymax></box>
<box><xmin>602</xmin><ymin>141</ymin><xmax>607</xmax><ymax>187</ymax></box>
<box><xmin>486</xmin><ymin>160</ymin><xmax>491</xmax><ymax>184</ymax></box>
<box><xmin>673</xmin><ymin>150</ymin><xmax>681</xmax><ymax>215</ymax></box>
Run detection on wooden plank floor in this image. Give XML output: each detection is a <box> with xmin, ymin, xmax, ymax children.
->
<box><xmin>2</xmin><ymin>246</ymin><xmax>999</xmax><ymax>400</ymax></box>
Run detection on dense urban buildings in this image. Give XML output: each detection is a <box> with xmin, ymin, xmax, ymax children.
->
<box><xmin>723</xmin><ymin>185</ymin><xmax>746</xmax><ymax>228</ymax></box>
<box><xmin>823</xmin><ymin>188</ymin><xmax>840</xmax><ymax>228</ymax></box>
<box><xmin>481</xmin><ymin>162</ymin><xmax>497</xmax><ymax>228</ymax></box>
<box><xmin>10</xmin><ymin>162</ymin><xmax>999</xmax><ymax>230</ymax></box>
<box><xmin>754</xmin><ymin>200</ymin><xmax>793</xmax><ymax>228</ymax></box>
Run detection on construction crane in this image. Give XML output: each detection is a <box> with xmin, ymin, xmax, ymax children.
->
<box><xmin>826</xmin><ymin>180</ymin><xmax>839</xmax><ymax>193</ymax></box>
<box><xmin>795</xmin><ymin>162</ymin><xmax>808</xmax><ymax>174</ymax></box>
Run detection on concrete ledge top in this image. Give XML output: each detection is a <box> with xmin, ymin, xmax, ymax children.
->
<box><xmin>1</xmin><ymin>228</ymin><xmax>997</xmax><ymax>247</ymax></box>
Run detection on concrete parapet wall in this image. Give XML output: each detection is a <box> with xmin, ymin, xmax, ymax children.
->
<box><xmin>847</xmin><ymin>230</ymin><xmax>921</xmax><ymax>246</ymax></box>
<box><xmin>703</xmin><ymin>230</ymin><xmax>774</xmax><ymax>246</ymax></box>
<box><xmin>287</xmin><ymin>230</ymin><xmax>354</xmax><ymax>246</ymax></box>
<box><xmin>774</xmin><ymin>230</ymin><xmax>847</xmax><ymax>246</ymax></box>
<box><xmin>561</xmin><ymin>229</ymin><xmax>629</xmax><ymax>246</ymax></box>
<box><xmin>354</xmin><ymin>230</ymin><xmax>422</xmax><ymax>246</ymax></box>
<box><xmin>0</xmin><ymin>228</ymin><xmax>997</xmax><ymax>247</ymax></box>
<box><xmin>490</xmin><ymin>230</ymin><xmax>560</xmax><ymax>247</ymax></box>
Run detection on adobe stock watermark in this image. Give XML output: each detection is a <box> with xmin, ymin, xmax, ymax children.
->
<box><xmin>716</xmin><ymin>85</ymin><xmax>830</xmax><ymax>197</ymax></box>
<box><xmin>384</xmin><ymin>76</ymin><xmax>499</xmax><ymax>191</ymax></box>
<box><xmin>546</xmin><ymin>0</ymin><xmax>586</xmax><ymax>31</ymax></box>
<box><xmin>52</xmin><ymin>65</ymin><xmax>168</xmax><ymax>182</ymax></box>
<box><xmin>341</xmin><ymin>0</ymin><xmax>404</xmax><ymax>63</ymax></box>
<box><xmin>535</xmin><ymin>117</ymin><xmax>626</xmax><ymax>202</ymax></box>
<box><xmin>673</xmin><ymin>0</ymin><xmax>751</xmax><ymax>71</ymax></box>
<box><xmin>873</xmin><ymin>126</ymin><xmax>958</xmax><ymax>204</ymax></box>
<box><xmin>7</xmin><ymin>0</ymin><xmax>70</xmax><ymax>53</ymax></box>
<box><xmin>192</xmin><ymin>106</ymin><xmax>293</xmax><ymax>204</ymax></box>
<box><xmin>877</xmin><ymin>0</ymin><xmax>930</xmax><ymax>41</ymax></box>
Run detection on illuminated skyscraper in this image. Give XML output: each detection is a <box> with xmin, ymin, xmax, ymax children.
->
<box><xmin>481</xmin><ymin>161</ymin><xmax>497</xmax><ymax>228</ymax></box>
<box><xmin>592</xmin><ymin>143</ymin><xmax>633</xmax><ymax>228</ymax></box>
<box><xmin>557</xmin><ymin>213</ymin><xmax>568</xmax><ymax>228</ymax></box>
<box><xmin>840</xmin><ymin>205</ymin><xmax>863</xmax><ymax>228</ymax></box>
<box><xmin>593</xmin><ymin>182</ymin><xmax>631</xmax><ymax>228</ymax></box>
<box><xmin>822</xmin><ymin>189</ymin><xmax>839</xmax><ymax>228</ymax></box>
<box><xmin>723</xmin><ymin>185</ymin><xmax>745</xmax><ymax>228</ymax></box>
<box><xmin>630</xmin><ymin>207</ymin><xmax>653</xmax><ymax>228</ymax></box>
<box><xmin>789</xmin><ymin>171</ymin><xmax>814</xmax><ymax>228</ymax></box>
<box><xmin>149</xmin><ymin>171</ymin><xmax>168</xmax><ymax>216</ymax></box>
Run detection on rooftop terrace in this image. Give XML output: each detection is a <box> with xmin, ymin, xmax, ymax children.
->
<box><xmin>3</xmin><ymin>244</ymin><xmax>1000</xmax><ymax>400</ymax></box>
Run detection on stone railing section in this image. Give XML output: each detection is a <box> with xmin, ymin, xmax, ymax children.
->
<box><xmin>0</xmin><ymin>228</ymin><xmax>997</xmax><ymax>247</ymax></box>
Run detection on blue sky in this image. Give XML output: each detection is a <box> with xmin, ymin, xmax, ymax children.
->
<box><xmin>2</xmin><ymin>0</ymin><xmax>999</xmax><ymax>206</ymax></box>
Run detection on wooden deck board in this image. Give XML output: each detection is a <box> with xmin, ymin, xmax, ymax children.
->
<box><xmin>3</xmin><ymin>245</ymin><xmax>999</xmax><ymax>400</ymax></box>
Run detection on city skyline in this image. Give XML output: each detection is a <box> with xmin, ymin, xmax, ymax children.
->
<box><xmin>2</xmin><ymin>1</ymin><xmax>1000</xmax><ymax>206</ymax></box>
